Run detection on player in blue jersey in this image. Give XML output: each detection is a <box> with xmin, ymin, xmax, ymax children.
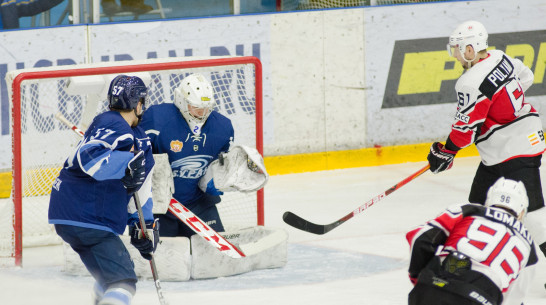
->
<box><xmin>140</xmin><ymin>73</ymin><xmax>234</xmax><ymax>237</ymax></box>
<box><xmin>48</xmin><ymin>75</ymin><xmax>159</xmax><ymax>305</ymax></box>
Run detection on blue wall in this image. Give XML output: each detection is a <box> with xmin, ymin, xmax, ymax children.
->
<box><xmin>13</xmin><ymin>0</ymin><xmax>278</xmax><ymax>29</ymax></box>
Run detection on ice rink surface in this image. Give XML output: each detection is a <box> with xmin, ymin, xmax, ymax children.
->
<box><xmin>1</xmin><ymin>156</ymin><xmax>545</xmax><ymax>304</ymax></box>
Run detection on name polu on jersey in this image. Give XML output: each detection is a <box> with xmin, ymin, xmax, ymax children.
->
<box><xmin>479</xmin><ymin>55</ymin><xmax>515</xmax><ymax>99</ymax></box>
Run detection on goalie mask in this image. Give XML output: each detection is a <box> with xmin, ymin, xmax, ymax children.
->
<box><xmin>174</xmin><ymin>73</ymin><xmax>215</xmax><ymax>134</ymax></box>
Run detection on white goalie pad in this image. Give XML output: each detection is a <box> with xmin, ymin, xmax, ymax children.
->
<box><xmin>62</xmin><ymin>236</ymin><xmax>192</xmax><ymax>281</ymax></box>
<box><xmin>199</xmin><ymin>145</ymin><xmax>269</xmax><ymax>193</ymax></box>
<box><xmin>191</xmin><ymin>226</ymin><xmax>288</xmax><ymax>279</ymax></box>
<box><xmin>151</xmin><ymin>153</ymin><xmax>174</xmax><ymax>214</ymax></box>
<box><xmin>62</xmin><ymin>227</ymin><xmax>287</xmax><ymax>281</ymax></box>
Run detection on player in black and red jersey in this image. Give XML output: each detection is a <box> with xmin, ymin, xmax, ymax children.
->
<box><xmin>426</xmin><ymin>20</ymin><xmax>546</xmax><ymax>258</ymax></box>
<box><xmin>407</xmin><ymin>177</ymin><xmax>537</xmax><ymax>305</ymax></box>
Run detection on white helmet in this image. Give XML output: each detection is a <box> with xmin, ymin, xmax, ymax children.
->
<box><xmin>447</xmin><ymin>20</ymin><xmax>488</xmax><ymax>60</ymax></box>
<box><xmin>174</xmin><ymin>73</ymin><xmax>215</xmax><ymax>132</ymax></box>
<box><xmin>485</xmin><ymin>177</ymin><xmax>528</xmax><ymax>218</ymax></box>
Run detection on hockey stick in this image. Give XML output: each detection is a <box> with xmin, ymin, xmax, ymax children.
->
<box><xmin>55</xmin><ymin>112</ymin><xmax>85</xmax><ymax>137</ymax></box>
<box><xmin>133</xmin><ymin>193</ymin><xmax>168</xmax><ymax>305</ymax></box>
<box><xmin>168</xmin><ymin>199</ymin><xmax>246</xmax><ymax>258</ymax></box>
<box><xmin>283</xmin><ymin>164</ymin><xmax>430</xmax><ymax>235</ymax></box>
<box><xmin>55</xmin><ymin>112</ymin><xmax>247</xmax><ymax>258</ymax></box>
<box><xmin>55</xmin><ymin>112</ymin><xmax>168</xmax><ymax>304</ymax></box>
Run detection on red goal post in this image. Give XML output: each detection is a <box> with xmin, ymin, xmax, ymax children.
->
<box><xmin>2</xmin><ymin>56</ymin><xmax>264</xmax><ymax>267</ymax></box>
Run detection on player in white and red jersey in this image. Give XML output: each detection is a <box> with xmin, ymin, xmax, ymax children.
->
<box><xmin>407</xmin><ymin>177</ymin><xmax>537</xmax><ymax>305</ymax></box>
<box><xmin>426</xmin><ymin>20</ymin><xmax>546</xmax><ymax>258</ymax></box>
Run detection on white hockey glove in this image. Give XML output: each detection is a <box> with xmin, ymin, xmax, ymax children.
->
<box><xmin>199</xmin><ymin>145</ymin><xmax>269</xmax><ymax>194</ymax></box>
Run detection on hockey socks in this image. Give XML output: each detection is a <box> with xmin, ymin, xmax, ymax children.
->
<box><xmin>98</xmin><ymin>287</ymin><xmax>134</xmax><ymax>305</ymax></box>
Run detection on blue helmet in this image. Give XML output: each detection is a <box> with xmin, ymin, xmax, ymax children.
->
<box><xmin>108</xmin><ymin>75</ymin><xmax>147</xmax><ymax>110</ymax></box>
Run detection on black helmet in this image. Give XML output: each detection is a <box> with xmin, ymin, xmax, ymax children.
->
<box><xmin>108</xmin><ymin>75</ymin><xmax>147</xmax><ymax>110</ymax></box>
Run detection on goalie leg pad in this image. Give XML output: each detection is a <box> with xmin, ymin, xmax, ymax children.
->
<box><xmin>122</xmin><ymin>235</ymin><xmax>192</xmax><ymax>281</ymax></box>
<box><xmin>63</xmin><ymin>236</ymin><xmax>192</xmax><ymax>282</ymax></box>
<box><xmin>191</xmin><ymin>226</ymin><xmax>288</xmax><ymax>279</ymax></box>
<box><xmin>56</xmin><ymin>225</ymin><xmax>137</xmax><ymax>284</ymax></box>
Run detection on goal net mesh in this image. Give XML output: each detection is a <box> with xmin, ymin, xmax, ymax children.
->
<box><xmin>0</xmin><ymin>57</ymin><xmax>263</xmax><ymax>266</ymax></box>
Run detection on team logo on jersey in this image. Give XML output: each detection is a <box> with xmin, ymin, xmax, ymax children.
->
<box><xmin>528</xmin><ymin>132</ymin><xmax>541</xmax><ymax>146</ymax></box>
<box><xmin>170</xmin><ymin>140</ymin><xmax>183</xmax><ymax>152</ymax></box>
<box><xmin>171</xmin><ymin>155</ymin><xmax>213</xmax><ymax>179</ymax></box>
<box><xmin>454</xmin><ymin>111</ymin><xmax>470</xmax><ymax>123</ymax></box>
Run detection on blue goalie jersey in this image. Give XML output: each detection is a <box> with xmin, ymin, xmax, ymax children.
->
<box><xmin>48</xmin><ymin>111</ymin><xmax>155</xmax><ymax>235</ymax></box>
<box><xmin>140</xmin><ymin>103</ymin><xmax>234</xmax><ymax>209</ymax></box>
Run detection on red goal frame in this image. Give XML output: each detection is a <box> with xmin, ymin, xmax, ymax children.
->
<box><xmin>10</xmin><ymin>56</ymin><xmax>264</xmax><ymax>266</ymax></box>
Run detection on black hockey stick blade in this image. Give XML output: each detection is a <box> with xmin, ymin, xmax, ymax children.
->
<box><xmin>283</xmin><ymin>211</ymin><xmax>344</xmax><ymax>235</ymax></box>
<box><xmin>282</xmin><ymin>164</ymin><xmax>430</xmax><ymax>235</ymax></box>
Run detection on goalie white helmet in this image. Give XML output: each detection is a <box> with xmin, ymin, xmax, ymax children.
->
<box><xmin>485</xmin><ymin>177</ymin><xmax>528</xmax><ymax>219</ymax></box>
<box><xmin>174</xmin><ymin>73</ymin><xmax>215</xmax><ymax>133</ymax></box>
<box><xmin>447</xmin><ymin>20</ymin><xmax>488</xmax><ymax>61</ymax></box>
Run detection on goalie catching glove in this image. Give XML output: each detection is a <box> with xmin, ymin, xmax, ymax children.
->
<box><xmin>129</xmin><ymin>218</ymin><xmax>160</xmax><ymax>260</ymax></box>
<box><xmin>199</xmin><ymin>145</ymin><xmax>269</xmax><ymax>195</ymax></box>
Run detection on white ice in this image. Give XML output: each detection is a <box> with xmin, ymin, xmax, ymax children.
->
<box><xmin>1</xmin><ymin>156</ymin><xmax>545</xmax><ymax>304</ymax></box>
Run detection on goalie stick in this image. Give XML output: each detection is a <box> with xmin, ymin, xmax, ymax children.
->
<box><xmin>55</xmin><ymin>113</ymin><xmax>168</xmax><ymax>305</ymax></box>
<box><xmin>283</xmin><ymin>164</ymin><xmax>430</xmax><ymax>235</ymax></box>
<box><xmin>55</xmin><ymin>112</ymin><xmax>247</xmax><ymax>259</ymax></box>
<box><xmin>168</xmin><ymin>199</ymin><xmax>246</xmax><ymax>258</ymax></box>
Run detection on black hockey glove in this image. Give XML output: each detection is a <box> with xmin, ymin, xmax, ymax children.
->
<box><xmin>129</xmin><ymin>219</ymin><xmax>160</xmax><ymax>260</ymax></box>
<box><xmin>121</xmin><ymin>151</ymin><xmax>146</xmax><ymax>194</ymax></box>
<box><xmin>427</xmin><ymin>142</ymin><xmax>457</xmax><ymax>174</ymax></box>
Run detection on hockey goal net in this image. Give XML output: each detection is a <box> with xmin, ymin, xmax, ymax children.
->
<box><xmin>0</xmin><ymin>56</ymin><xmax>263</xmax><ymax>267</ymax></box>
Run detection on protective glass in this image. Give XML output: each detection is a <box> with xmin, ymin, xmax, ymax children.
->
<box><xmin>446</xmin><ymin>44</ymin><xmax>458</xmax><ymax>57</ymax></box>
